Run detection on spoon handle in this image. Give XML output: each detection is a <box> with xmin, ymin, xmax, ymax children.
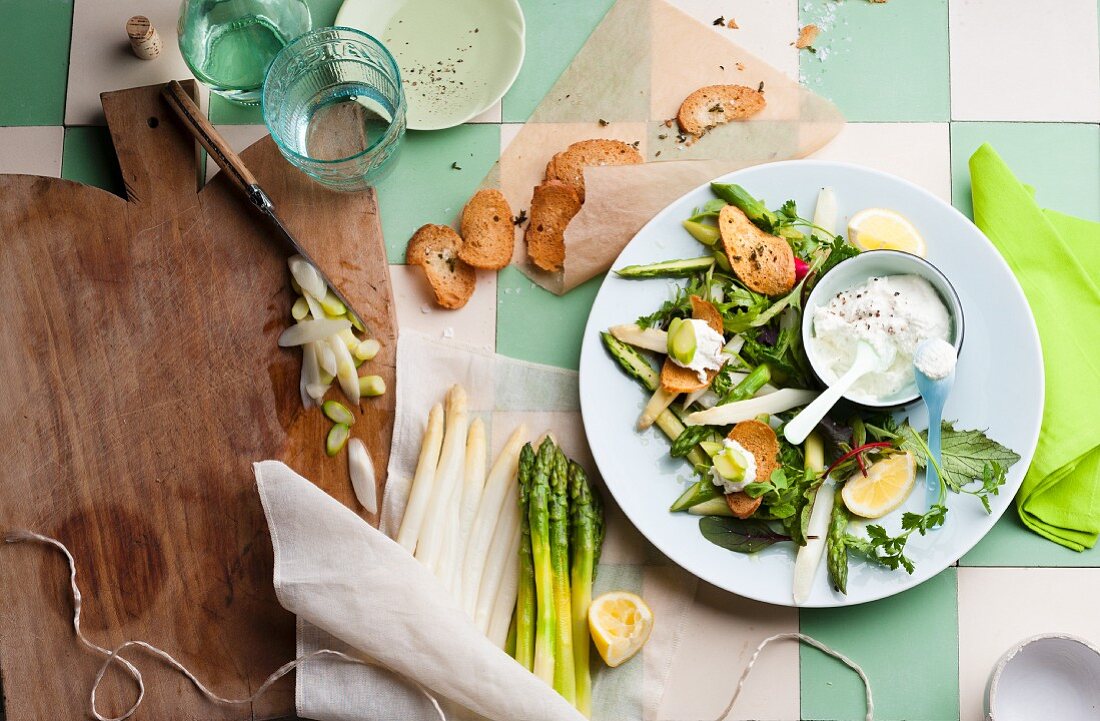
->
<box><xmin>926</xmin><ymin>404</ymin><xmax>944</xmax><ymax>506</ymax></box>
<box><xmin>784</xmin><ymin>359</ymin><xmax>869</xmax><ymax>445</ymax></box>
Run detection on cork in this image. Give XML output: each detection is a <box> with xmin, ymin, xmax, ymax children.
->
<box><xmin>126</xmin><ymin>16</ymin><xmax>161</xmax><ymax>60</ymax></box>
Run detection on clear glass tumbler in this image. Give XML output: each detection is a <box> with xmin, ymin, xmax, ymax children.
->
<box><xmin>262</xmin><ymin>27</ymin><xmax>406</xmax><ymax>192</ymax></box>
<box><xmin>178</xmin><ymin>0</ymin><xmax>311</xmax><ymax>105</ymax></box>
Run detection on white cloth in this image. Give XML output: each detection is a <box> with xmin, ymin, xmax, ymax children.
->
<box><xmin>288</xmin><ymin>331</ymin><xmax>698</xmax><ymax>721</ymax></box>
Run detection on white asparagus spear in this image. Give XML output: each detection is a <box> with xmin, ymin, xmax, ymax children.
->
<box><xmin>813</xmin><ymin>186</ymin><xmax>838</xmax><ymax>237</ymax></box>
<box><xmin>793</xmin><ymin>432</ymin><xmax>829</xmax><ymax>605</ymax></box>
<box><xmin>395</xmin><ymin>403</ymin><xmax>445</xmax><ymax>552</ymax></box>
<box><xmin>474</xmin><ymin>480</ymin><xmax>521</xmax><ymax>633</ymax></box>
<box><xmin>486</xmin><ymin>522</ymin><xmax>522</xmax><ymax>647</ymax></box>
<box><xmin>684</xmin><ymin>388</ymin><xmax>818</xmax><ymax>426</ymax></box>
<box><xmin>450</xmin><ymin>418</ymin><xmax>488</xmax><ymax>597</ymax></box>
<box><xmin>638</xmin><ymin>386</ymin><xmax>678</xmax><ymax>430</ymax></box>
<box><xmin>460</xmin><ymin>424</ymin><xmax>527</xmax><ymax>616</ymax></box>
<box><xmin>347</xmin><ymin>438</ymin><xmax>378</xmax><ymax>514</ymax></box>
<box><xmin>609</xmin><ymin>324</ymin><xmax>668</xmax><ymax>352</ymax></box>
<box><xmin>416</xmin><ymin>385</ymin><xmax>469</xmax><ymax>572</ymax></box>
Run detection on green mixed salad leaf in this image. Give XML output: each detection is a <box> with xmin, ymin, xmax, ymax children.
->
<box><xmin>698</xmin><ymin>516</ymin><xmax>792</xmax><ymax>554</ymax></box>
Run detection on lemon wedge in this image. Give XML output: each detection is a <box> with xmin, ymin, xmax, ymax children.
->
<box><xmin>841</xmin><ymin>451</ymin><xmax>917</xmax><ymax>519</ymax></box>
<box><xmin>848</xmin><ymin>208</ymin><xmax>926</xmax><ymax>256</ymax></box>
<box><xmin>588</xmin><ymin>591</ymin><xmax>654</xmax><ymax>667</ymax></box>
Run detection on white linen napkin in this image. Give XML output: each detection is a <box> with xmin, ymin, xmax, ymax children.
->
<box><xmin>287</xmin><ymin>330</ymin><xmax>699</xmax><ymax>721</ymax></box>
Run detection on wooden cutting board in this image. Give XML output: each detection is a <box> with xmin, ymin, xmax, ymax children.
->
<box><xmin>0</xmin><ymin>81</ymin><xmax>396</xmax><ymax>720</ymax></box>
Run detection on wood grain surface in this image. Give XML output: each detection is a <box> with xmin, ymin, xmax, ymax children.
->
<box><xmin>0</xmin><ymin>81</ymin><xmax>396</xmax><ymax>721</ymax></box>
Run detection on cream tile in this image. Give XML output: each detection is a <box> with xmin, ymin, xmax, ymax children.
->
<box><xmin>0</xmin><ymin>127</ymin><xmax>63</xmax><ymax>177</ymax></box>
<box><xmin>810</xmin><ymin>122</ymin><xmax>951</xmax><ymax>201</ymax></box>
<box><xmin>205</xmin><ymin>125</ymin><xmax>268</xmax><ymax>182</ymax></box>
<box><xmin>389</xmin><ymin>264</ymin><xmax>496</xmax><ymax>353</ymax></box>
<box><xmin>958</xmin><ymin>567</ymin><xmax>1100</xmax><ymax>721</ymax></box>
<box><xmin>949</xmin><ymin>0</ymin><xmax>1100</xmax><ymax>121</ymax></box>
<box><xmin>468</xmin><ymin>100</ymin><xmax>502</xmax><ymax>124</ymax></box>
<box><xmin>499</xmin><ymin>122</ymin><xmax>524</xmax><ymax>154</ymax></box>
<box><xmin>658</xmin><ymin>582</ymin><xmax>800</xmax><ymax>721</ymax></box>
<box><xmin>668</xmin><ymin>0</ymin><xmax>799</xmax><ymax>81</ymax></box>
<box><xmin>67</xmin><ymin>0</ymin><xmax>207</xmax><ymax>124</ymax></box>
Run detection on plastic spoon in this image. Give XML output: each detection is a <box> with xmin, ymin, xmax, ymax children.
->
<box><xmin>914</xmin><ymin>340</ymin><xmax>957</xmax><ymax>507</ymax></box>
<box><xmin>785</xmin><ymin>341</ymin><xmax>895</xmax><ymax>445</ymax></box>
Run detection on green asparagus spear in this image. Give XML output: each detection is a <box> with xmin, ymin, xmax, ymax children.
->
<box><xmin>549</xmin><ymin>449</ymin><xmax>576</xmax><ymax>703</ymax></box>
<box><xmin>505</xmin><ymin>607</ymin><xmax>518</xmax><ymax>658</ymax></box>
<box><xmin>826</xmin><ymin>486</ymin><xmax>850</xmax><ymax>594</ymax></box>
<box><xmin>709</xmin><ymin>182</ymin><xmax>779</xmax><ymax>229</ymax></box>
<box><xmin>514</xmin><ymin>443</ymin><xmax>537</xmax><ymax>670</ymax></box>
<box><xmin>530</xmin><ymin>439</ymin><xmax>557</xmax><ymax>686</ymax></box>
<box><xmin>570</xmin><ymin>461</ymin><xmax>603</xmax><ymax>717</ymax></box>
<box><xmin>616</xmin><ymin>256</ymin><xmax>715</xmax><ymax>279</ymax></box>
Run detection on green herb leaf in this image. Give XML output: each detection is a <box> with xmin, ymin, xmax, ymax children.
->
<box><xmin>699</xmin><ymin>516</ymin><xmax>791</xmax><ymax>554</ymax></box>
<box><xmin>899</xmin><ymin>421</ymin><xmax>1020</xmax><ymax>493</ymax></box>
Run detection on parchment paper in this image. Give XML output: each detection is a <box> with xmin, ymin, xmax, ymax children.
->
<box><xmin>492</xmin><ymin>0</ymin><xmax>844</xmax><ymax>294</ymax></box>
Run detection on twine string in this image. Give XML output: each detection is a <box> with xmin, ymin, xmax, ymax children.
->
<box><xmin>5</xmin><ymin>529</ymin><xmax>446</xmax><ymax>721</ymax></box>
<box><xmin>710</xmin><ymin>631</ymin><xmax>874</xmax><ymax>721</ymax></box>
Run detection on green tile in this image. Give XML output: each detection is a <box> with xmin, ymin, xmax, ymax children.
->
<box><xmin>0</xmin><ymin>0</ymin><xmax>73</xmax><ymax>125</ymax></box>
<box><xmin>62</xmin><ymin>127</ymin><xmax>124</xmax><ymax>196</ymax></box>
<box><xmin>376</xmin><ymin>124</ymin><xmax>500</xmax><ymax>262</ymax></box>
<box><xmin>962</xmin><ymin>509</ymin><xmax>1100</xmax><ymax>567</ymax></box>
<box><xmin>496</xmin><ymin>267</ymin><xmax>603</xmax><ymax>370</ymax></box>
<box><xmin>950</xmin><ymin>122</ymin><xmax>1100</xmax><ymax>222</ymax></box>
<box><xmin>501</xmin><ymin>0</ymin><xmax>615</xmax><ymax>123</ymax></box>
<box><xmin>800</xmin><ymin>568</ymin><xmax>959</xmax><ymax>721</ymax></box>
<box><xmin>207</xmin><ymin>0</ymin><xmax>344</xmax><ymax>124</ymax></box>
<box><xmin>799</xmin><ymin>0</ymin><xmax>949</xmax><ymax>121</ymax></box>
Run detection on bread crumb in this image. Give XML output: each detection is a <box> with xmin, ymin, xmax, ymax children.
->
<box><xmin>735</xmin><ymin>62</ymin><xmax>745</xmax><ymax>71</ymax></box>
<box><xmin>796</xmin><ymin>24</ymin><xmax>819</xmax><ymax>49</ymax></box>
<box><xmin>726</xmin><ymin>18</ymin><xmax>738</xmax><ymax>29</ymax></box>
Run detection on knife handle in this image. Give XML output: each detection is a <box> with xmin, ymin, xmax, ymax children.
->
<box><xmin>161</xmin><ymin>80</ymin><xmax>260</xmax><ymax>194</ymax></box>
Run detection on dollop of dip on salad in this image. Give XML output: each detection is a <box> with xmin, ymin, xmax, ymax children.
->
<box><xmin>812</xmin><ymin>274</ymin><xmax>950</xmax><ymax>400</ymax></box>
<box><xmin>709</xmin><ymin>437</ymin><xmax>758</xmax><ymax>493</ymax></box>
<box><xmin>668</xmin><ymin>318</ymin><xmax>726</xmax><ymax>382</ymax></box>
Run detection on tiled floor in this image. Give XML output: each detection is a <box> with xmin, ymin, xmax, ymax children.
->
<box><xmin>2</xmin><ymin>1</ymin><xmax>1098</xmax><ymax>719</ymax></box>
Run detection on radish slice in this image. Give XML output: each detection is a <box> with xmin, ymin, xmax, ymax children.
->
<box><xmin>684</xmin><ymin>388</ymin><xmax>818</xmax><ymax>426</ymax></box>
<box><xmin>348</xmin><ymin>438</ymin><xmax>377</xmax><ymax>514</ymax></box>
<box><xmin>278</xmin><ymin>318</ymin><xmax>352</xmax><ymax>347</ymax></box>
<box><xmin>288</xmin><ymin>255</ymin><xmax>326</xmax><ymax>300</ymax></box>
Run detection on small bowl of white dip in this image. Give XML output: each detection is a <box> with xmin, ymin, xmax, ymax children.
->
<box><xmin>802</xmin><ymin>249</ymin><xmax>964</xmax><ymax>408</ymax></box>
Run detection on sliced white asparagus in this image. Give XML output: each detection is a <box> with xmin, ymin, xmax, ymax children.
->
<box><xmin>278</xmin><ymin>318</ymin><xmax>352</xmax><ymax>347</ymax></box>
<box><xmin>609</xmin><ymin>324</ymin><xmax>668</xmax><ymax>353</ymax></box>
<box><xmin>813</xmin><ymin>186</ymin><xmax>838</xmax><ymax>237</ymax></box>
<box><xmin>288</xmin><ymin>255</ymin><xmax>327</xmax><ymax>300</ymax></box>
<box><xmin>355</xmin><ymin>338</ymin><xmax>381</xmax><ymax>361</ymax></box>
<box><xmin>396</xmin><ymin>403</ymin><xmax>445</xmax><ymax>552</ymax></box>
<box><xmin>723</xmin><ymin>334</ymin><xmax>746</xmax><ymax>358</ymax></box>
<box><xmin>486</xmin><ymin>521</ymin><xmax>522</xmax><ymax>647</ymax></box>
<box><xmin>416</xmin><ymin>385</ymin><xmax>469</xmax><ymax>572</ymax></box>
<box><xmin>305</xmin><ymin>382</ymin><xmax>328</xmax><ymax>401</ymax></box>
<box><xmin>300</xmin><ymin>340</ymin><xmax>322</xmax><ymax>408</ymax></box>
<box><xmin>460</xmin><ymin>424</ymin><xmax>527</xmax><ymax>616</ymax></box>
<box><xmin>329</xmin><ymin>336</ymin><xmax>361</xmax><ymax>406</ymax></box>
<box><xmin>793</xmin><ymin>433</ymin><xmax>829</xmax><ymax>605</ymax></box>
<box><xmin>347</xmin><ymin>438</ymin><xmax>378</xmax><ymax>514</ymax></box>
<box><xmin>303</xmin><ymin>292</ymin><xmax>326</xmax><ymax>322</ymax></box>
<box><xmin>638</xmin><ymin>386</ymin><xmax>679</xmax><ymax>430</ymax></box>
<box><xmin>452</xmin><ymin>418</ymin><xmax>487</xmax><ymax>593</ymax></box>
<box><xmin>474</xmin><ymin>481</ymin><xmax>521</xmax><ymax>633</ymax></box>
<box><xmin>317</xmin><ymin>342</ymin><xmax>338</xmax><ymax>377</ymax></box>
<box><xmin>684</xmin><ymin>388</ymin><xmax>818</xmax><ymax>426</ymax></box>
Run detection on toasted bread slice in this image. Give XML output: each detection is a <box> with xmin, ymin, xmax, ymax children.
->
<box><xmin>545</xmin><ymin>139</ymin><xmax>643</xmax><ymax>202</ymax></box>
<box><xmin>525</xmin><ymin>180</ymin><xmax>581</xmax><ymax>272</ymax></box>
<box><xmin>458</xmin><ymin>189</ymin><xmax>514</xmax><ymax>270</ymax></box>
<box><xmin>660</xmin><ymin>295</ymin><xmax>725</xmax><ymax>393</ymax></box>
<box><xmin>718</xmin><ymin>204</ymin><xmax>796</xmax><ymax>296</ymax></box>
<box><xmin>723</xmin><ymin>419</ymin><xmax>781</xmax><ymax>519</ymax></box>
<box><xmin>406</xmin><ymin>224</ymin><xmax>477</xmax><ymax>309</ymax></box>
<box><xmin>676</xmin><ymin>85</ymin><xmax>766</xmax><ymax>138</ymax></box>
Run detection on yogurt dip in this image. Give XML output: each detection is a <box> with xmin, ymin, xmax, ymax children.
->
<box><xmin>914</xmin><ymin>337</ymin><xmax>957</xmax><ymax>380</ymax></box>
<box><xmin>811</xmin><ymin>274</ymin><xmax>951</xmax><ymax>401</ymax></box>
<box><xmin>670</xmin><ymin>319</ymin><xmax>726</xmax><ymax>382</ymax></box>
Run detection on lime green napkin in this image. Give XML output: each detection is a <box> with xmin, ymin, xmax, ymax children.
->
<box><xmin>969</xmin><ymin>143</ymin><xmax>1100</xmax><ymax>551</ymax></box>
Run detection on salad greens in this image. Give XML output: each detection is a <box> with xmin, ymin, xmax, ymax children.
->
<box><xmin>602</xmin><ymin>182</ymin><xmax>1022</xmax><ymax>598</ymax></box>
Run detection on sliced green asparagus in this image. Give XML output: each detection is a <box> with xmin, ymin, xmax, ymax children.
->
<box><xmin>682</xmin><ymin>219</ymin><xmax>720</xmax><ymax>246</ymax></box>
<box><xmin>670</xmin><ymin>478</ymin><xmax>721</xmax><ymax>512</ymax></box>
<box><xmin>529</xmin><ymin>439</ymin><xmax>557</xmax><ymax>686</ymax></box>
<box><xmin>616</xmin><ymin>256</ymin><xmax>715</xmax><ymax>279</ymax></box>
<box><xmin>514</xmin><ymin>443</ymin><xmax>537</xmax><ymax>670</ymax></box>
<box><xmin>569</xmin><ymin>460</ymin><xmax>603</xmax><ymax>718</ymax></box>
<box><xmin>549</xmin><ymin>449</ymin><xmax>576</xmax><ymax>703</ymax></box>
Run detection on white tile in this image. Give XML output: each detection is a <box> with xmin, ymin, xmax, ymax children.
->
<box><xmin>958</xmin><ymin>567</ymin><xmax>1100</xmax><ymax>721</ymax></box>
<box><xmin>499</xmin><ymin>122</ymin><xmax>523</xmax><ymax>153</ymax></box>
<box><xmin>0</xmin><ymin>127</ymin><xmax>63</xmax><ymax>177</ymax></box>
<box><xmin>206</xmin><ymin>125</ymin><xmax>268</xmax><ymax>182</ymax></box>
<box><xmin>467</xmin><ymin>100</ymin><xmax>502</xmax><ymax>124</ymax></box>
<box><xmin>810</xmin><ymin>122</ymin><xmax>952</xmax><ymax>201</ymax></box>
<box><xmin>389</xmin><ymin>264</ymin><xmax>496</xmax><ymax>353</ymax></box>
<box><xmin>667</xmin><ymin>0</ymin><xmax>799</xmax><ymax>81</ymax></box>
<box><xmin>658</xmin><ymin>582</ymin><xmax>800</xmax><ymax>721</ymax></box>
<box><xmin>67</xmin><ymin>0</ymin><xmax>208</xmax><ymax>124</ymax></box>
<box><xmin>950</xmin><ymin>0</ymin><xmax>1100</xmax><ymax>121</ymax></box>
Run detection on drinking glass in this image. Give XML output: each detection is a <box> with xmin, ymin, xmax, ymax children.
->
<box><xmin>178</xmin><ymin>0</ymin><xmax>311</xmax><ymax>105</ymax></box>
<box><xmin>262</xmin><ymin>28</ymin><xmax>406</xmax><ymax>192</ymax></box>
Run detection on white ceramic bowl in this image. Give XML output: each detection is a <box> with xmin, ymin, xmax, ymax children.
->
<box><xmin>801</xmin><ymin>249</ymin><xmax>965</xmax><ymax>408</ymax></box>
<box><xmin>986</xmin><ymin>634</ymin><xmax>1100</xmax><ymax>721</ymax></box>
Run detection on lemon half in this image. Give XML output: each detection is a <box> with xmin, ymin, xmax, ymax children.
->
<box><xmin>588</xmin><ymin>591</ymin><xmax>654</xmax><ymax>667</ymax></box>
<box><xmin>841</xmin><ymin>451</ymin><xmax>917</xmax><ymax>519</ymax></box>
<box><xmin>848</xmin><ymin>208</ymin><xmax>926</xmax><ymax>256</ymax></box>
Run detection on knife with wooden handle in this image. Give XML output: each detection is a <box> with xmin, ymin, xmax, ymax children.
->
<box><xmin>160</xmin><ymin>79</ymin><xmax>362</xmax><ymax>320</ymax></box>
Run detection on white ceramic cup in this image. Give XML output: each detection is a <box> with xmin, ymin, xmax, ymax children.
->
<box><xmin>986</xmin><ymin>633</ymin><xmax>1100</xmax><ymax>721</ymax></box>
